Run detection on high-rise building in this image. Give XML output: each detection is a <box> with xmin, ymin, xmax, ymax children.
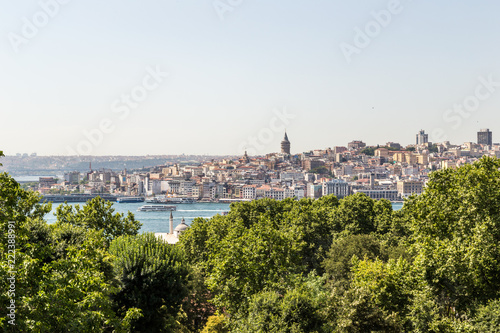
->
<box><xmin>281</xmin><ymin>132</ymin><xmax>291</xmax><ymax>154</ymax></box>
<box><xmin>477</xmin><ymin>128</ymin><xmax>492</xmax><ymax>146</ymax></box>
<box><xmin>416</xmin><ymin>130</ymin><xmax>428</xmax><ymax>145</ymax></box>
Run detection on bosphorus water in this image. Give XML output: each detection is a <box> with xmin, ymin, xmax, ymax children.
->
<box><xmin>45</xmin><ymin>202</ymin><xmax>231</xmax><ymax>233</ymax></box>
<box><xmin>44</xmin><ymin>201</ymin><xmax>404</xmax><ymax>233</ymax></box>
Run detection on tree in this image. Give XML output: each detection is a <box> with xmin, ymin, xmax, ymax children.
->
<box><xmin>323</xmin><ymin>234</ymin><xmax>384</xmax><ymax>291</ymax></box>
<box><xmin>0</xmin><ymin>171</ymin><xmax>139</xmax><ymax>332</ymax></box>
<box><xmin>360</xmin><ymin>147</ymin><xmax>375</xmax><ymax>156</ymax></box>
<box><xmin>310</xmin><ymin>166</ymin><xmax>329</xmax><ymax>175</ymax></box>
<box><xmin>334</xmin><ymin>258</ymin><xmax>413</xmax><ymax>332</ymax></box>
<box><xmin>331</xmin><ymin>192</ymin><xmax>377</xmax><ymax>235</ymax></box>
<box><xmin>180</xmin><ymin>197</ymin><xmax>341</xmax><ymax>315</ymax></box>
<box><xmin>109</xmin><ymin>233</ymin><xmax>190</xmax><ymax>332</ymax></box>
<box><xmin>405</xmin><ymin>156</ymin><xmax>500</xmax><ymax>319</ymax></box>
<box><xmin>473</xmin><ymin>299</ymin><xmax>500</xmax><ymax>332</ymax></box>
<box><xmin>429</xmin><ymin>144</ymin><xmax>439</xmax><ymax>153</ymax></box>
<box><xmin>232</xmin><ymin>273</ymin><xmax>329</xmax><ymax>333</ymax></box>
<box><xmin>55</xmin><ymin>196</ymin><xmax>141</xmax><ymax>246</ymax></box>
<box><xmin>201</xmin><ymin>314</ymin><xmax>228</xmax><ymax>333</ymax></box>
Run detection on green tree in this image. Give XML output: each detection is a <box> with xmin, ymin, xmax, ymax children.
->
<box><xmin>405</xmin><ymin>156</ymin><xmax>500</xmax><ymax>320</ymax></box>
<box><xmin>323</xmin><ymin>234</ymin><xmax>384</xmax><ymax>291</ymax></box>
<box><xmin>331</xmin><ymin>192</ymin><xmax>377</xmax><ymax>235</ymax></box>
<box><xmin>360</xmin><ymin>147</ymin><xmax>375</xmax><ymax>156</ymax></box>
<box><xmin>109</xmin><ymin>233</ymin><xmax>190</xmax><ymax>332</ymax></box>
<box><xmin>473</xmin><ymin>299</ymin><xmax>500</xmax><ymax>332</ymax></box>
<box><xmin>181</xmin><ymin>197</ymin><xmax>340</xmax><ymax>315</ymax></box>
<box><xmin>334</xmin><ymin>258</ymin><xmax>413</xmax><ymax>332</ymax></box>
<box><xmin>429</xmin><ymin>144</ymin><xmax>439</xmax><ymax>153</ymax></box>
<box><xmin>0</xmin><ymin>171</ymin><xmax>139</xmax><ymax>332</ymax></box>
<box><xmin>201</xmin><ymin>314</ymin><xmax>228</xmax><ymax>333</ymax></box>
<box><xmin>55</xmin><ymin>196</ymin><xmax>141</xmax><ymax>246</ymax></box>
<box><xmin>310</xmin><ymin>166</ymin><xmax>329</xmax><ymax>174</ymax></box>
<box><xmin>233</xmin><ymin>273</ymin><xmax>329</xmax><ymax>333</ymax></box>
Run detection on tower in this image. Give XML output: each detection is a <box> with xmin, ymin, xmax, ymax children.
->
<box><xmin>281</xmin><ymin>132</ymin><xmax>291</xmax><ymax>154</ymax></box>
<box><xmin>477</xmin><ymin>128</ymin><xmax>492</xmax><ymax>147</ymax></box>
<box><xmin>169</xmin><ymin>211</ymin><xmax>174</xmax><ymax>235</ymax></box>
<box><xmin>416</xmin><ymin>130</ymin><xmax>428</xmax><ymax>145</ymax></box>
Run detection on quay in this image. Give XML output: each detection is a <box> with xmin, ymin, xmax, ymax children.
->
<box><xmin>40</xmin><ymin>194</ymin><xmax>118</xmax><ymax>203</ymax></box>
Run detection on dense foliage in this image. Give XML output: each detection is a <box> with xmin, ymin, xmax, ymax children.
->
<box><xmin>2</xmin><ymin>155</ymin><xmax>500</xmax><ymax>331</ymax></box>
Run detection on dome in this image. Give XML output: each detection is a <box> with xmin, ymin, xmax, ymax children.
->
<box><xmin>174</xmin><ymin>218</ymin><xmax>189</xmax><ymax>232</ymax></box>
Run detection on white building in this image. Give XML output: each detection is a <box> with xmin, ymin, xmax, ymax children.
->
<box><xmin>242</xmin><ymin>185</ymin><xmax>257</xmax><ymax>200</ymax></box>
<box><xmin>322</xmin><ymin>179</ymin><xmax>349</xmax><ymax>198</ymax></box>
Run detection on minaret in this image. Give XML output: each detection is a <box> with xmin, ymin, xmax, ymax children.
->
<box><xmin>169</xmin><ymin>211</ymin><xmax>174</xmax><ymax>234</ymax></box>
<box><xmin>281</xmin><ymin>132</ymin><xmax>291</xmax><ymax>154</ymax></box>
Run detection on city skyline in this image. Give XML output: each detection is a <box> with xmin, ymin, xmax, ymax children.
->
<box><xmin>3</xmin><ymin>127</ymin><xmax>495</xmax><ymax>159</ymax></box>
<box><xmin>2</xmin><ymin>1</ymin><xmax>500</xmax><ymax>155</ymax></box>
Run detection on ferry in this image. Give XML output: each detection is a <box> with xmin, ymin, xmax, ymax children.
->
<box><xmin>117</xmin><ymin>197</ymin><xmax>145</xmax><ymax>203</ymax></box>
<box><xmin>146</xmin><ymin>197</ymin><xmax>196</xmax><ymax>204</ymax></box>
<box><xmin>137</xmin><ymin>205</ymin><xmax>176</xmax><ymax>212</ymax></box>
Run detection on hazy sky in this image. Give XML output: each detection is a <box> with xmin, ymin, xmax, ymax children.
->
<box><xmin>2</xmin><ymin>0</ymin><xmax>500</xmax><ymax>156</ymax></box>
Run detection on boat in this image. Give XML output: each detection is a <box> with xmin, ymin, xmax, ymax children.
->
<box><xmin>146</xmin><ymin>196</ymin><xmax>196</xmax><ymax>204</ymax></box>
<box><xmin>165</xmin><ymin>197</ymin><xmax>196</xmax><ymax>204</ymax></box>
<box><xmin>137</xmin><ymin>205</ymin><xmax>176</xmax><ymax>212</ymax></box>
<box><xmin>117</xmin><ymin>197</ymin><xmax>145</xmax><ymax>203</ymax></box>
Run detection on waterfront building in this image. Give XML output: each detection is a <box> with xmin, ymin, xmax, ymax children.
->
<box><xmin>242</xmin><ymin>185</ymin><xmax>257</xmax><ymax>200</ymax></box>
<box><xmin>354</xmin><ymin>189</ymin><xmax>399</xmax><ymax>201</ymax></box>
<box><xmin>397</xmin><ymin>180</ymin><xmax>424</xmax><ymax>198</ymax></box>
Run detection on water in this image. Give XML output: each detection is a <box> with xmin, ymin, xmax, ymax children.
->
<box><xmin>392</xmin><ymin>202</ymin><xmax>403</xmax><ymax>210</ymax></box>
<box><xmin>44</xmin><ymin>201</ymin><xmax>404</xmax><ymax>233</ymax></box>
<box><xmin>45</xmin><ymin>202</ymin><xmax>231</xmax><ymax>233</ymax></box>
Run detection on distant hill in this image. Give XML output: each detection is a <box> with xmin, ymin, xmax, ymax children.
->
<box><xmin>1</xmin><ymin>155</ymin><xmax>238</xmax><ymax>176</ymax></box>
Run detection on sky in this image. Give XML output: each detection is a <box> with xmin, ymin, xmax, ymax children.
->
<box><xmin>1</xmin><ymin>0</ymin><xmax>500</xmax><ymax>156</ymax></box>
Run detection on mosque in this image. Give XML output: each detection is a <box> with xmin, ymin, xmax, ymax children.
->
<box><xmin>155</xmin><ymin>211</ymin><xmax>189</xmax><ymax>244</ymax></box>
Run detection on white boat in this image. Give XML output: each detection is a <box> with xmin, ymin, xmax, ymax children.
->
<box><xmin>146</xmin><ymin>197</ymin><xmax>196</xmax><ymax>204</ymax></box>
<box><xmin>137</xmin><ymin>205</ymin><xmax>176</xmax><ymax>212</ymax></box>
<box><xmin>117</xmin><ymin>196</ymin><xmax>145</xmax><ymax>203</ymax></box>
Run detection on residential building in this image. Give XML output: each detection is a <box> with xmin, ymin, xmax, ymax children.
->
<box><xmin>322</xmin><ymin>179</ymin><xmax>349</xmax><ymax>198</ymax></box>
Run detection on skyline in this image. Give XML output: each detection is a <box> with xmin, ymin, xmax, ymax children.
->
<box><xmin>3</xmin><ymin>127</ymin><xmax>494</xmax><ymax>158</ymax></box>
<box><xmin>2</xmin><ymin>1</ymin><xmax>500</xmax><ymax>155</ymax></box>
